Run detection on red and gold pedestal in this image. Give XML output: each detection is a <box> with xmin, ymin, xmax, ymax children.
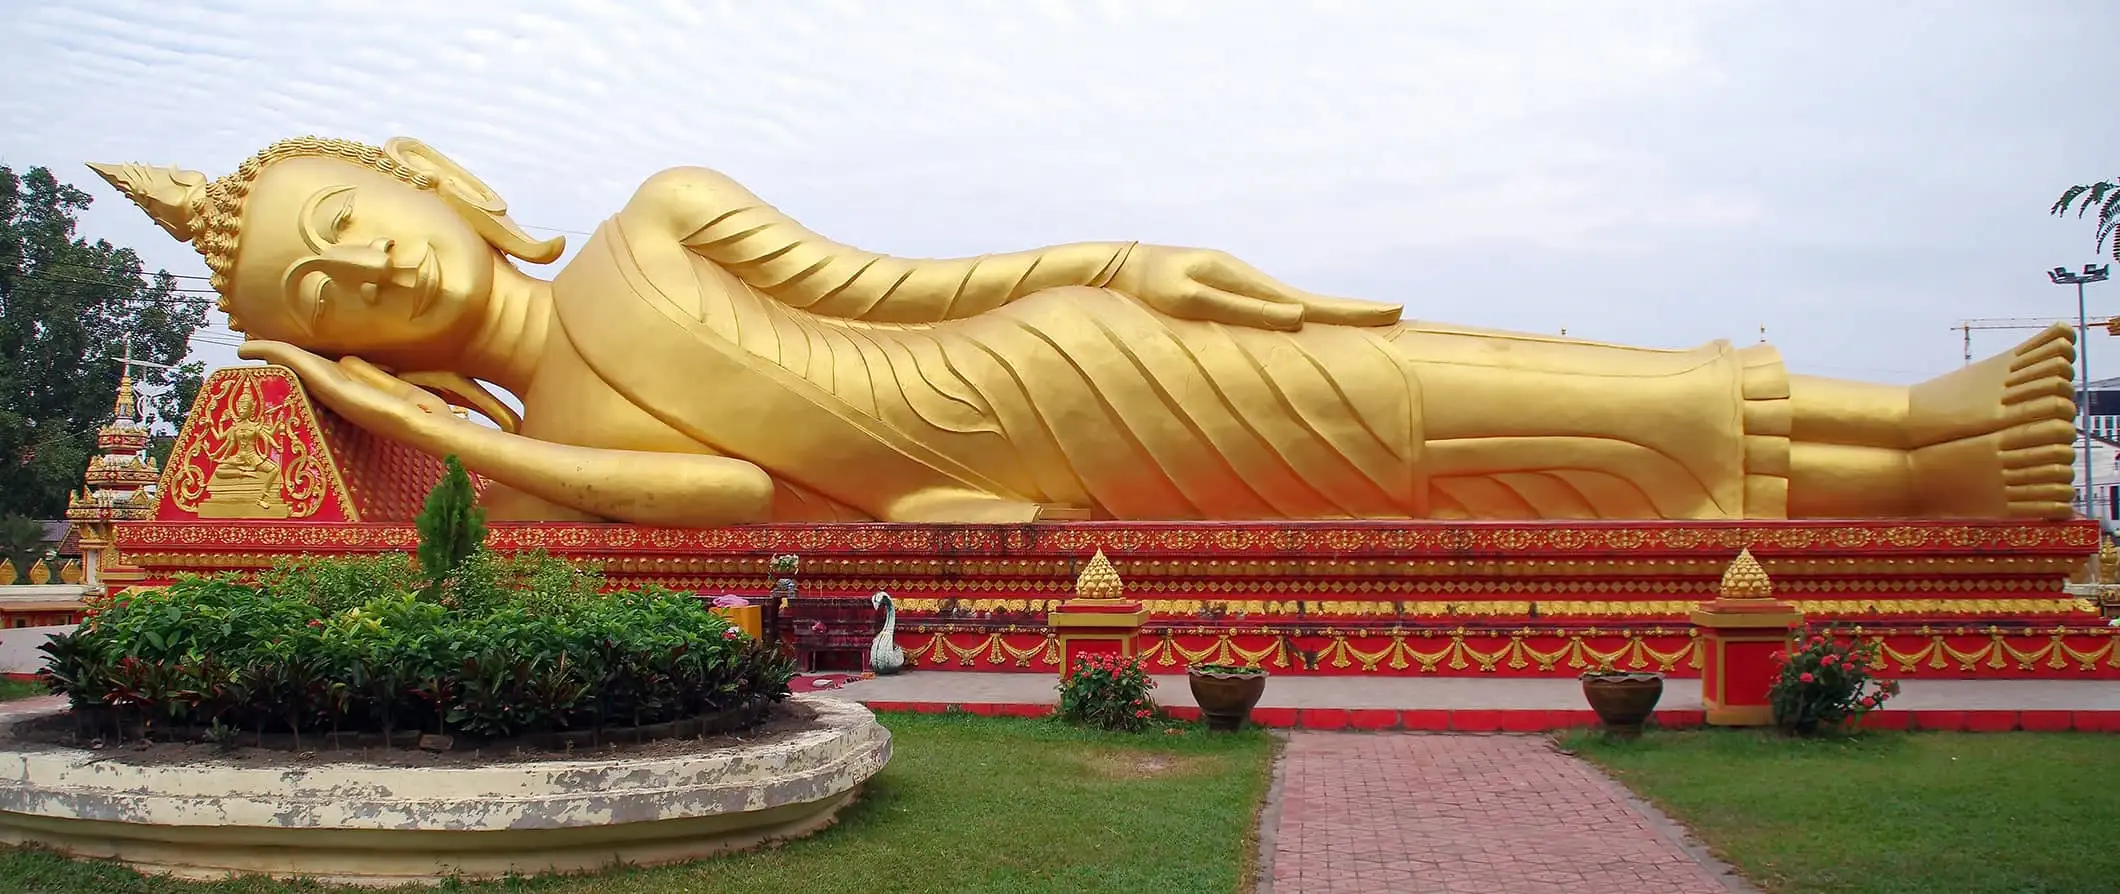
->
<box><xmin>1691</xmin><ymin>548</ymin><xmax>1802</xmax><ymax>726</ymax></box>
<box><xmin>1048</xmin><ymin>550</ymin><xmax>1147</xmax><ymax>677</ymax></box>
<box><xmin>1050</xmin><ymin>599</ymin><xmax>1148</xmax><ymax>674</ymax></box>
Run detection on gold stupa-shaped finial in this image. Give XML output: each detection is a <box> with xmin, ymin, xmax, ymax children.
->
<box><xmin>112</xmin><ymin>367</ymin><xmax>138</xmax><ymax>423</ymax></box>
<box><xmin>1718</xmin><ymin>548</ymin><xmax>1773</xmax><ymax>599</ymax></box>
<box><xmin>1075</xmin><ymin>549</ymin><xmax>1124</xmax><ymax>598</ymax></box>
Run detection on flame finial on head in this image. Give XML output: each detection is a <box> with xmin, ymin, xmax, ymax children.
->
<box><xmin>86</xmin><ymin>163</ymin><xmax>210</xmax><ymax>243</ymax></box>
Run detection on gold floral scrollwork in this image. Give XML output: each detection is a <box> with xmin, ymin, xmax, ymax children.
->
<box><xmin>170</xmin><ymin>373</ymin><xmax>329</xmax><ymax>519</ymax></box>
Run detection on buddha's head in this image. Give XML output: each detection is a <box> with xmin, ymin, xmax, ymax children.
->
<box><xmin>88</xmin><ymin>137</ymin><xmax>563</xmax><ymax>368</ymax></box>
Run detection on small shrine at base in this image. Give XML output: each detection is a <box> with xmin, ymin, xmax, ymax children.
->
<box><xmin>1692</xmin><ymin>549</ymin><xmax>1803</xmax><ymax>726</ymax></box>
<box><xmin>62</xmin><ymin>366</ymin><xmax>159</xmax><ymax>594</ymax></box>
<box><xmin>1048</xmin><ymin>550</ymin><xmax>1149</xmax><ymax>675</ymax></box>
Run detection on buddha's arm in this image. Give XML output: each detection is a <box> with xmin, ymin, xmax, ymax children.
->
<box><xmin>621</xmin><ymin>166</ymin><xmax>1134</xmax><ymax>323</ymax></box>
<box><xmin>403</xmin><ymin>417</ymin><xmax>775</xmax><ymax>527</ymax></box>
<box><xmin>237</xmin><ymin>341</ymin><xmax>776</xmax><ymax>526</ymax></box>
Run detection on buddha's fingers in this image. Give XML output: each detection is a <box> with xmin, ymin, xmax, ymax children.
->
<box><xmin>238</xmin><ymin>340</ymin><xmax>348</xmax><ymax>388</ymax></box>
<box><xmin>1183</xmin><ymin>286</ymin><xmax>1303</xmax><ymax>331</ymax></box>
<box><xmin>339</xmin><ymin>357</ymin><xmax>451</xmax><ymax>415</ymax></box>
<box><xmin>1300</xmin><ymin>294</ymin><xmax>1405</xmax><ymax>327</ymax></box>
<box><xmin>1187</xmin><ymin>252</ymin><xmax>1402</xmax><ymax>327</ymax></box>
<box><xmin>1192</xmin><ymin>254</ymin><xmax>1302</xmax><ymax>302</ymax></box>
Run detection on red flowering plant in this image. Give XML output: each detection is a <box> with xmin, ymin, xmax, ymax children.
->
<box><xmin>1056</xmin><ymin>652</ymin><xmax>1159</xmax><ymax>732</ymax></box>
<box><xmin>1768</xmin><ymin>626</ymin><xmax>1901</xmax><ymax>734</ymax></box>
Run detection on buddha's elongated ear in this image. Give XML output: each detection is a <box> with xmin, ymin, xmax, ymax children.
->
<box><xmin>382</xmin><ymin>137</ymin><xmax>565</xmax><ymax>265</ymax></box>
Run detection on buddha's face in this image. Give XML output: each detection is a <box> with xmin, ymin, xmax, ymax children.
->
<box><xmin>228</xmin><ymin>157</ymin><xmax>496</xmax><ymax>360</ymax></box>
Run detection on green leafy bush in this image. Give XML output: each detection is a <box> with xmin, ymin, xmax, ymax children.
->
<box><xmin>1769</xmin><ymin>627</ymin><xmax>1901</xmax><ymax>735</ymax></box>
<box><xmin>1056</xmin><ymin>652</ymin><xmax>1158</xmax><ymax>732</ymax></box>
<box><xmin>42</xmin><ymin>555</ymin><xmax>795</xmax><ymax>744</ymax></box>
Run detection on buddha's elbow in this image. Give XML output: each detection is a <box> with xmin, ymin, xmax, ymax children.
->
<box><xmin>622</xmin><ymin>166</ymin><xmax>750</xmax><ymax>237</ymax></box>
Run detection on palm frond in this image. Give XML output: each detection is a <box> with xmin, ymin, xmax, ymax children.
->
<box><xmin>2054</xmin><ymin>181</ymin><xmax>2118</xmax><ymax>215</ymax></box>
<box><xmin>2054</xmin><ymin>183</ymin><xmax>2094</xmax><ymax>216</ymax></box>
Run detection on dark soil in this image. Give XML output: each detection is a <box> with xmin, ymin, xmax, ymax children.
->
<box><xmin>2</xmin><ymin>699</ymin><xmax>830</xmax><ymax>768</ymax></box>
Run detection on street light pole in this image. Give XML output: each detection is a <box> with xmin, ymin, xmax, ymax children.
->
<box><xmin>2051</xmin><ymin>264</ymin><xmax>2113</xmax><ymax>525</ymax></box>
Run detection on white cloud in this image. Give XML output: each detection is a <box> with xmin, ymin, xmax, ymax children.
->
<box><xmin>1</xmin><ymin>0</ymin><xmax>2114</xmax><ymax>384</ymax></box>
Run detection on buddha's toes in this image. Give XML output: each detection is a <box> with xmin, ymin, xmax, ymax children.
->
<box><xmin>1908</xmin><ymin>323</ymin><xmax>2079</xmax><ymax>519</ymax></box>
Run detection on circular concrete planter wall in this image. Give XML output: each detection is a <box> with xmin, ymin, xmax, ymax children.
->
<box><xmin>0</xmin><ymin>696</ymin><xmax>890</xmax><ymax>886</ymax></box>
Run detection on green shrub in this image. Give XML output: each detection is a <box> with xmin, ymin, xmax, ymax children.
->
<box><xmin>41</xmin><ymin>559</ymin><xmax>796</xmax><ymax>743</ymax></box>
<box><xmin>1056</xmin><ymin>652</ymin><xmax>1158</xmax><ymax>732</ymax></box>
<box><xmin>415</xmin><ymin>455</ymin><xmax>486</xmax><ymax>597</ymax></box>
<box><xmin>1769</xmin><ymin>626</ymin><xmax>1901</xmax><ymax>735</ymax></box>
<box><xmin>256</xmin><ymin>553</ymin><xmax>425</xmax><ymax>615</ymax></box>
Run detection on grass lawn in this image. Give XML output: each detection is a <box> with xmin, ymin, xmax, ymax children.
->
<box><xmin>1567</xmin><ymin>729</ymin><xmax>2120</xmax><ymax>894</ymax></box>
<box><xmin>0</xmin><ymin>679</ymin><xmax>46</xmax><ymax>701</ymax></box>
<box><xmin>0</xmin><ymin>711</ymin><xmax>1276</xmax><ymax>894</ymax></box>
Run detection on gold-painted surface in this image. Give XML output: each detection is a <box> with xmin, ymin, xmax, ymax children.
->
<box><xmin>25</xmin><ymin>561</ymin><xmax>50</xmax><ymax>585</ymax></box>
<box><xmin>93</xmin><ymin>136</ymin><xmax>2088</xmax><ymax>525</ymax></box>
<box><xmin>57</xmin><ymin>561</ymin><xmax>82</xmax><ymax>585</ymax></box>
<box><xmin>1718</xmin><ymin>548</ymin><xmax>1774</xmax><ymax>599</ymax></box>
<box><xmin>196</xmin><ymin>385</ymin><xmax>291</xmax><ymax>518</ymax></box>
<box><xmin>1075</xmin><ymin>549</ymin><xmax>1123</xmax><ymax>598</ymax></box>
<box><xmin>0</xmin><ymin>561</ymin><xmax>13</xmax><ymax>586</ymax></box>
<box><xmin>1049</xmin><ymin>610</ymin><xmax>1148</xmax><ymax>628</ymax></box>
<box><xmin>161</xmin><ymin>370</ymin><xmax>349</xmax><ymax>520</ymax></box>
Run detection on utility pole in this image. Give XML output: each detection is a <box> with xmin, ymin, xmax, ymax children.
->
<box><xmin>2051</xmin><ymin>264</ymin><xmax>2112</xmax><ymax>523</ymax></box>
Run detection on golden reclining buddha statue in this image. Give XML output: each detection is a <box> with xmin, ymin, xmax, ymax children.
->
<box><xmin>91</xmin><ymin>137</ymin><xmax>2081</xmax><ymax>527</ymax></box>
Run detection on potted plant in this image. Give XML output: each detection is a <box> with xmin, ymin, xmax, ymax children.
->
<box><xmin>1187</xmin><ymin>663</ymin><xmax>1268</xmax><ymax>731</ymax></box>
<box><xmin>1579</xmin><ymin>665</ymin><xmax>1663</xmax><ymax>739</ymax></box>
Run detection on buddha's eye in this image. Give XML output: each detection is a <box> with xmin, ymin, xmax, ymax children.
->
<box><xmin>299</xmin><ymin>185</ymin><xmax>358</xmax><ymax>251</ymax></box>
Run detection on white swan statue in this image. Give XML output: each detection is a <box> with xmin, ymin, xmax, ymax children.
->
<box><xmin>870</xmin><ymin>590</ymin><xmax>906</xmax><ymax>676</ymax></box>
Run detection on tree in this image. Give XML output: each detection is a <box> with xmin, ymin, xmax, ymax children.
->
<box><xmin>0</xmin><ymin>515</ymin><xmax>45</xmax><ymax>574</ymax></box>
<box><xmin>415</xmin><ymin>456</ymin><xmax>487</xmax><ymax>593</ymax></box>
<box><xmin>0</xmin><ymin>164</ymin><xmax>207</xmax><ymax>518</ymax></box>
<box><xmin>2052</xmin><ymin>179</ymin><xmax>2120</xmax><ymax>264</ymax></box>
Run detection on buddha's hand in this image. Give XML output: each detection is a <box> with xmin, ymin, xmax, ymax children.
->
<box><xmin>1108</xmin><ymin>246</ymin><xmax>1403</xmax><ymax>331</ymax></box>
<box><xmin>237</xmin><ymin>341</ymin><xmax>456</xmax><ymax>443</ymax></box>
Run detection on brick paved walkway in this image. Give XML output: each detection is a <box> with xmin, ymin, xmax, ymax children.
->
<box><xmin>1265</xmin><ymin>733</ymin><xmax>1750</xmax><ymax>893</ymax></box>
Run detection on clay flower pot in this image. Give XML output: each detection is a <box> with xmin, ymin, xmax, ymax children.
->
<box><xmin>1580</xmin><ymin>671</ymin><xmax>1664</xmax><ymax>739</ymax></box>
<box><xmin>1188</xmin><ymin>664</ymin><xmax>1268</xmax><ymax>731</ymax></box>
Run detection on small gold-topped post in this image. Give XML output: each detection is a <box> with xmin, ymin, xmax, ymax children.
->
<box><xmin>1691</xmin><ymin>546</ymin><xmax>1805</xmax><ymax>726</ymax></box>
<box><xmin>1048</xmin><ymin>548</ymin><xmax>1149</xmax><ymax>677</ymax></box>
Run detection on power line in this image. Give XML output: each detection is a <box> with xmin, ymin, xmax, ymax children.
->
<box><xmin>3</xmin><ymin>270</ymin><xmax>220</xmax><ymax>297</ymax></box>
<box><xmin>41</xmin><ymin>262</ymin><xmax>213</xmax><ymax>282</ymax></box>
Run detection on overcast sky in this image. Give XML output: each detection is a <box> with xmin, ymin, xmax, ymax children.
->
<box><xmin>3</xmin><ymin>0</ymin><xmax>2114</xmax><ymax>389</ymax></box>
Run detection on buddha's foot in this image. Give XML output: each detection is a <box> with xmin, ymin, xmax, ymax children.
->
<box><xmin>1907</xmin><ymin>323</ymin><xmax>2079</xmax><ymax>519</ymax></box>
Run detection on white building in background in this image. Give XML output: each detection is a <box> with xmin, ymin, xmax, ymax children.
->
<box><xmin>2075</xmin><ymin>375</ymin><xmax>2120</xmax><ymax>529</ymax></box>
